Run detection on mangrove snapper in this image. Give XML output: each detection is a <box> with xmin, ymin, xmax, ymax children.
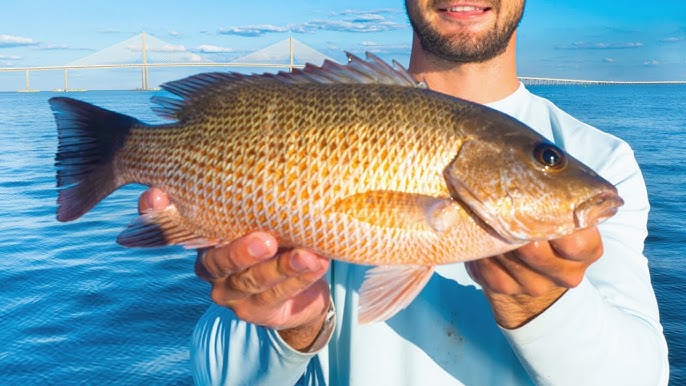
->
<box><xmin>50</xmin><ymin>53</ymin><xmax>623</xmax><ymax>323</ymax></box>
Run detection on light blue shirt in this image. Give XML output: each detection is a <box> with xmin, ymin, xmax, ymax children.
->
<box><xmin>190</xmin><ymin>84</ymin><xmax>669</xmax><ymax>385</ymax></box>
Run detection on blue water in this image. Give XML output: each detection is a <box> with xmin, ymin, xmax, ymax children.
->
<box><xmin>1</xmin><ymin>86</ymin><xmax>684</xmax><ymax>384</ymax></box>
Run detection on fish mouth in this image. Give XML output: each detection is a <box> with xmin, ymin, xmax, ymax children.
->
<box><xmin>574</xmin><ymin>191</ymin><xmax>625</xmax><ymax>228</ymax></box>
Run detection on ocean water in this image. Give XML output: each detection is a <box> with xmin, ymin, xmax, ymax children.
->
<box><xmin>0</xmin><ymin>85</ymin><xmax>684</xmax><ymax>384</ymax></box>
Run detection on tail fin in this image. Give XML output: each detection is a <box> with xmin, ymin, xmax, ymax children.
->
<box><xmin>50</xmin><ymin>97</ymin><xmax>140</xmax><ymax>222</ymax></box>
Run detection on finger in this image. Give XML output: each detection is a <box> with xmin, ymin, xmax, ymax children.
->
<box><xmin>250</xmin><ymin>252</ymin><xmax>330</xmax><ymax>307</ymax></box>
<box><xmin>467</xmin><ymin>257</ymin><xmax>521</xmax><ymax>295</ymax></box>
<box><xmin>197</xmin><ymin>231</ymin><xmax>278</xmax><ymax>280</ymax></box>
<box><xmin>231</xmin><ymin>278</ymin><xmax>331</xmax><ymax>329</ymax></box>
<box><xmin>549</xmin><ymin>226</ymin><xmax>603</xmax><ymax>262</ymax></box>
<box><xmin>138</xmin><ymin>187</ymin><xmax>170</xmax><ymax>214</ymax></box>
<box><xmin>494</xmin><ymin>252</ymin><xmax>558</xmax><ymax>297</ymax></box>
<box><xmin>226</xmin><ymin>248</ymin><xmax>328</xmax><ymax>295</ymax></box>
<box><xmin>513</xmin><ymin>244</ymin><xmax>588</xmax><ymax>288</ymax></box>
<box><xmin>210</xmin><ymin>249</ymin><xmax>328</xmax><ymax>312</ymax></box>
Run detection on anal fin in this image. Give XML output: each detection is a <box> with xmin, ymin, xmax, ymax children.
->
<box><xmin>116</xmin><ymin>205</ymin><xmax>221</xmax><ymax>249</ymax></box>
<box><xmin>358</xmin><ymin>265</ymin><xmax>435</xmax><ymax>324</ymax></box>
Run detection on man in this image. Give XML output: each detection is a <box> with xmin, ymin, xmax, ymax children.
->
<box><xmin>140</xmin><ymin>1</ymin><xmax>669</xmax><ymax>384</ymax></box>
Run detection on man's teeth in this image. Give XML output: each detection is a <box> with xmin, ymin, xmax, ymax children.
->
<box><xmin>448</xmin><ymin>6</ymin><xmax>484</xmax><ymax>12</ymax></box>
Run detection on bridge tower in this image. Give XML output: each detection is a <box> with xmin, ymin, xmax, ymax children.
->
<box><xmin>141</xmin><ymin>32</ymin><xmax>149</xmax><ymax>90</ymax></box>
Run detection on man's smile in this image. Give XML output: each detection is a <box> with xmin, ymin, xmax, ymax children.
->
<box><xmin>436</xmin><ymin>2</ymin><xmax>493</xmax><ymax>19</ymax></box>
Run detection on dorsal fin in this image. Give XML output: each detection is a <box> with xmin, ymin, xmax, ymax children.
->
<box><xmin>150</xmin><ymin>52</ymin><xmax>425</xmax><ymax>121</ymax></box>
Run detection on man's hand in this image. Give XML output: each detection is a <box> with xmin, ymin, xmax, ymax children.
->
<box><xmin>138</xmin><ymin>188</ymin><xmax>332</xmax><ymax>351</ymax></box>
<box><xmin>466</xmin><ymin>227</ymin><xmax>603</xmax><ymax>329</ymax></box>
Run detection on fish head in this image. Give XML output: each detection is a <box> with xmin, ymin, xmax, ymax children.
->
<box><xmin>443</xmin><ymin>121</ymin><xmax>623</xmax><ymax>243</ymax></box>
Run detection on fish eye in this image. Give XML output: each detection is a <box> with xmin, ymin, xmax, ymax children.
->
<box><xmin>533</xmin><ymin>143</ymin><xmax>567</xmax><ymax>171</ymax></box>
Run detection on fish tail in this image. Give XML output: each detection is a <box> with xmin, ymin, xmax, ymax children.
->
<box><xmin>50</xmin><ymin>97</ymin><xmax>139</xmax><ymax>222</ymax></box>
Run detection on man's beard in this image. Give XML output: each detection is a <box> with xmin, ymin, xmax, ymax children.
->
<box><xmin>406</xmin><ymin>1</ymin><xmax>524</xmax><ymax>64</ymax></box>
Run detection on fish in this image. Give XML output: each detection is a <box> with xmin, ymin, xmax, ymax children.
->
<box><xmin>49</xmin><ymin>52</ymin><xmax>624</xmax><ymax>323</ymax></box>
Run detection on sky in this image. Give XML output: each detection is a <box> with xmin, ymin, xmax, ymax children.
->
<box><xmin>1</xmin><ymin>0</ymin><xmax>685</xmax><ymax>90</ymax></box>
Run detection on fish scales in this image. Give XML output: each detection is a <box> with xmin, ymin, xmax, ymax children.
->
<box><xmin>50</xmin><ymin>52</ymin><xmax>623</xmax><ymax>322</ymax></box>
<box><xmin>117</xmin><ymin>81</ymin><xmax>500</xmax><ymax>266</ymax></box>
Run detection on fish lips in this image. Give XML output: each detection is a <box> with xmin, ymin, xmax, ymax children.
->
<box><xmin>573</xmin><ymin>190</ymin><xmax>625</xmax><ymax>229</ymax></box>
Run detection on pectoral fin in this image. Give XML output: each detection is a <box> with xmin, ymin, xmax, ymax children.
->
<box><xmin>358</xmin><ymin>265</ymin><xmax>435</xmax><ymax>324</ymax></box>
<box><xmin>327</xmin><ymin>191</ymin><xmax>463</xmax><ymax>233</ymax></box>
<box><xmin>117</xmin><ymin>205</ymin><xmax>221</xmax><ymax>249</ymax></box>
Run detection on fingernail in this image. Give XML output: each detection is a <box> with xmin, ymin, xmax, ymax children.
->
<box><xmin>246</xmin><ymin>235</ymin><xmax>271</xmax><ymax>259</ymax></box>
<box><xmin>144</xmin><ymin>194</ymin><xmax>156</xmax><ymax>210</ymax></box>
<box><xmin>143</xmin><ymin>189</ymin><xmax>167</xmax><ymax>210</ymax></box>
<box><xmin>290</xmin><ymin>251</ymin><xmax>318</xmax><ymax>273</ymax></box>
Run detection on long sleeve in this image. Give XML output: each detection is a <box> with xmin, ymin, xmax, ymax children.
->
<box><xmin>500</xmin><ymin>131</ymin><xmax>669</xmax><ymax>385</ymax></box>
<box><xmin>191</xmin><ymin>304</ymin><xmax>325</xmax><ymax>386</ymax></box>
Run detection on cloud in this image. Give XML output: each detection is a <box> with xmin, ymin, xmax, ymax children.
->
<box><xmin>127</xmin><ymin>43</ymin><xmax>187</xmax><ymax>53</ymax></box>
<box><xmin>122</xmin><ymin>43</ymin><xmax>206</xmax><ymax>62</ymax></box>
<box><xmin>38</xmin><ymin>44</ymin><xmax>91</xmax><ymax>51</ymax></box>
<box><xmin>359</xmin><ymin>41</ymin><xmax>411</xmax><ymax>54</ymax></box>
<box><xmin>0</xmin><ymin>34</ymin><xmax>38</xmax><ymax>48</ymax></box>
<box><xmin>193</xmin><ymin>44</ymin><xmax>239</xmax><ymax>54</ymax></box>
<box><xmin>556</xmin><ymin>41</ymin><xmax>643</xmax><ymax>50</ymax></box>
<box><xmin>335</xmin><ymin>8</ymin><xmax>403</xmax><ymax>16</ymax></box>
<box><xmin>153</xmin><ymin>44</ymin><xmax>187</xmax><ymax>53</ymax></box>
<box><xmin>186</xmin><ymin>53</ymin><xmax>205</xmax><ymax>62</ymax></box>
<box><xmin>290</xmin><ymin>17</ymin><xmax>405</xmax><ymax>34</ymax></box>
<box><xmin>39</xmin><ymin>44</ymin><xmax>70</xmax><ymax>50</ymax></box>
<box><xmin>603</xmin><ymin>58</ymin><xmax>616</xmax><ymax>63</ymax></box>
<box><xmin>168</xmin><ymin>31</ymin><xmax>181</xmax><ymax>37</ymax></box>
<box><xmin>643</xmin><ymin>59</ymin><xmax>660</xmax><ymax>66</ymax></box>
<box><xmin>219</xmin><ymin>9</ymin><xmax>406</xmax><ymax>37</ymax></box>
<box><xmin>219</xmin><ymin>24</ymin><xmax>288</xmax><ymax>37</ymax></box>
<box><xmin>97</xmin><ymin>28</ymin><xmax>123</xmax><ymax>34</ymax></box>
<box><xmin>0</xmin><ymin>54</ymin><xmax>22</xmax><ymax>67</ymax></box>
<box><xmin>660</xmin><ymin>37</ymin><xmax>683</xmax><ymax>43</ymax></box>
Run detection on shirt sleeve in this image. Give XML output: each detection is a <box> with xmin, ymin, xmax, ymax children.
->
<box><xmin>500</xmin><ymin>142</ymin><xmax>669</xmax><ymax>385</ymax></box>
<box><xmin>190</xmin><ymin>303</ymin><xmax>333</xmax><ymax>386</ymax></box>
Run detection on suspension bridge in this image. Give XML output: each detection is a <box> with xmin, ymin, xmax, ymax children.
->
<box><xmin>1</xmin><ymin>33</ymin><xmax>685</xmax><ymax>91</ymax></box>
<box><xmin>518</xmin><ymin>77</ymin><xmax>686</xmax><ymax>86</ymax></box>
<box><xmin>0</xmin><ymin>33</ymin><xmax>334</xmax><ymax>92</ymax></box>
